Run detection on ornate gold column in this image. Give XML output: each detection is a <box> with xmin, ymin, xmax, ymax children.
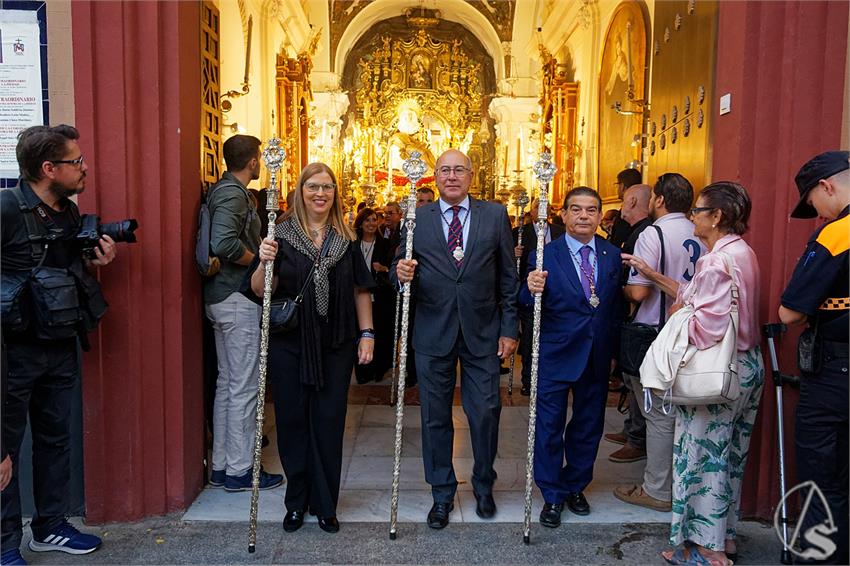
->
<box><xmin>540</xmin><ymin>49</ymin><xmax>580</xmax><ymax>207</ymax></box>
<box><xmin>276</xmin><ymin>53</ymin><xmax>313</xmax><ymax>193</ymax></box>
<box><xmin>201</xmin><ymin>1</ymin><xmax>222</xmax><ymax>187</ymax></box>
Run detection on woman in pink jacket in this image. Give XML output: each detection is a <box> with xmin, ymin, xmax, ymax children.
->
<box><xmin>627</xmin><ymin>181</ymin><xmax>763</xmax><ymax>566</ymax></box>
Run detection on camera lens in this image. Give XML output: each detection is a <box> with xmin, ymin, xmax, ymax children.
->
<box><xmin>100</xmin><ymin>219</ymin><xmax>138</xmax><ymax>243</ymax></box>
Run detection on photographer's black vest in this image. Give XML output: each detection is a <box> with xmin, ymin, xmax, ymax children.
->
<box><xmin>3</xmin><ymin>186</ymin><xmax>106</xmax><ymax>345</ymax></box>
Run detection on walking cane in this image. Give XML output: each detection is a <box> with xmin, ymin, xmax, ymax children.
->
<box><xmin>522</xmin><ymin>153</ymin><xmax>557</xmax><ymax>545</ymax></box>
<box><xmin>248</xmin><ymin>138</ymin><xmax>286</xmax><ymax>554</ymax></box>
<box><xmin>764</xmin><ymin>323</ymin><xmax>800</xmax><ymax>565</ymax></box>
<box><xmin>390</xmin><ymin>293</ymin><xmax>402</xmax><ymax>405</ymax></box>
<box><xmin>389</xmin><ymin>151</ymin><xmax>427</xmax><ymax>540</ymax></box>
<box><xmin>507</xmin><ymin>190</ymin><xmax>530</xmax><ymax>396</ymax></box>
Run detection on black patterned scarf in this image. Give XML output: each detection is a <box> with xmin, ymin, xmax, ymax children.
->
<box><xmin>276</xmin><ymin>217</ymin><xmax>349</xmax><ymax>317</ymax></box>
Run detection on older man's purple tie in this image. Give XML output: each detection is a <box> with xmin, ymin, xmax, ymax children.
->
<box><xmin>579</xmin><ymin>245</ymin><xmax>593</xmax><ymax>301</ymax></box>
<box><xmin>448</xmin><ymin>205</ymin><xmax>463</xmax><ymax>267</ymax></box>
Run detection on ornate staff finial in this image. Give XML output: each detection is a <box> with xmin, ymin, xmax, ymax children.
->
<box><xmin>402</xmin><ymin>151</ymin><xmax>428</xmax><ymax>185</ymax></box>
<box><xmin>533</xmin><ymin>152</ymin><xmax>557</xmax><ymax>184</ymax></box>
<box><xmin>261</xmin><ymin>137</ymin><xmax>286</xmax><ymax>174</ymax></box>
<box><xmin>515</xmin><ymin>191</ymin><xmax>530</xmax><ymax>208</ymax></box>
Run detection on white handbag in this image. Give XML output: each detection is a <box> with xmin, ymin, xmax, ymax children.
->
<box><xmin>639</xmin><ymin>253</ymin><xmax>741</xmax><ymax>413</ymax></box>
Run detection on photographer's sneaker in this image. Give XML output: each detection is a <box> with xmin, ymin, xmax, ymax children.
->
<box><xmin>224</xmin><ymin>468</ymin><xmax>283</xmax><ymax>492</ymax></box>
<box><xmin>28</xmin><ymin>521</ymin><xmax>102</xmax><ymax>555</ymax></box>
<box><xmin>0</xmin><ymin>548</ymin><xmax>27</xmax><ymax>565</ymax></box>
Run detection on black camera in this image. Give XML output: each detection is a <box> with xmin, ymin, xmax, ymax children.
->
<box><xmin>77</xmin><ymin>214</ymin><xmax>139</xmax><ymax>259</ymax></box>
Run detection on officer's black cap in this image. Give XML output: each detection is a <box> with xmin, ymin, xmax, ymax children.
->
<box><xmin>791</xmin><ymin>150</ymin><xmax>850</xmax><ymax>219</ymax></box>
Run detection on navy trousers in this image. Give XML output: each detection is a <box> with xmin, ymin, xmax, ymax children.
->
<box><xmin>534</xmin><ymin>358</ymin><xmax>608</xmax><ymax>504</ymax></box>
<box><xmin>795</xmin><ymin>342</ymin><xmax>849</xmax><ymax>565</ymax></box>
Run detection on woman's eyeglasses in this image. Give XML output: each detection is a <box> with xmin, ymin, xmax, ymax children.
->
<box><xmin>304</xmin><ymin>183</ymin><xmax>336</xmax><ymax>193</ymax></box>
<box><xmin>689</xmin><ymin>206</ymin><xmax>714</xmax><ymax>216</ymax></box>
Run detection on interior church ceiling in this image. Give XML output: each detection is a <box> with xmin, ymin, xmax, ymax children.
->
<box><xmin>330</xmin><ymin>0</ymin><xmax>516</xmax><ymax>64</ymax></box>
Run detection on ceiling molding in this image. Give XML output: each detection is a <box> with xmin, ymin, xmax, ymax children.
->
<box><xmin>332</xmin><ymin>0</ymin><xmax>505</xmax><ymax>79</ymax></box>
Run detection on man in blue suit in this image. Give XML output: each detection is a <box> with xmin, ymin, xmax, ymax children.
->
<box><xmin>522</xmin><ymin>186</ymin><xmax>623</xmax><ymax>528</ymax></box>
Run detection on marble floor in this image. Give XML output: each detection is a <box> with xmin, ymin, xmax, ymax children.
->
<box><xmin>184</xmin><ymin>381</ymin><xmax>668</xmax><ymax>526</ymax></box>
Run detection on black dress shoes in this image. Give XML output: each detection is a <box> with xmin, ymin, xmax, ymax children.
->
<box><xmin>539</xmin><ymin>502</ymin><xmax>563</xmax><ymax>528</ymax></box>
<box><xmin>427</xmin><ymin>501</ymin><xmax>453</xmax><ymax>529</ymax></box>
<box><xmin>318</xmin><ymin>516</ymin><xmax>340</xmax><ymax>533</ymax></box>
<box><xmin>520</xmin><ymin>385</ymin><xmax>530</xmax><ymax>396</ymax></box>
<box><xmin>474</xmin><ymin>492</ymin><xmax>497</xmax><ymax>519</ymax></box>
<box><xmin>282</xmin><ymin>509</ymin><xmax>304</xmax><ymax>532</ymax></box>
<box><xmin>565</xmin><ymin>491</ymin><xmax>590</xmax><ymax>515</ymax></box>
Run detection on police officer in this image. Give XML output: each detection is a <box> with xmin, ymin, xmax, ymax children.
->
<box><xmin>1</xmin><ymin>125</ymin><xmax>117</xmax><ymax>565</ymax></box>
<box><xmin>779</xmin><ymin>150</ymin><xmax>849</xmax><ymax>565</ymax></box>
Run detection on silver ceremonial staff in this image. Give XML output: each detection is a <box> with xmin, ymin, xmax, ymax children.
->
<box><xmin>507</xmin><ymin>189</ymin><xmax>530</xmax><ymax>396</ymax></box>
<box><xmin>389</xmin><ymin>150</ymin><xmax>427</xmax><ymax>540</ymax></box>
<box><xmin>389</xmin><ymin>292</ymin><xmax>401</xmax><ymax>406</ymax></box>
<box><xmin>248</xmin><ymin>138</ymin><xmax>286</xmax><ymax>554</ymax></box>
<box><xmin>522</xmin><ymin>153</ymin><xmax>557</xmax><ymax>545</ymax></box>
<box><xmin>388</xmin><ymin>201</ymin><xmax>409</xmax><ymax>406</ymax></box>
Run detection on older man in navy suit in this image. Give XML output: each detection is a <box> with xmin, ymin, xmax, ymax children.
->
<box><xmin>521</xmin><ymin>186</ymin><xmax>623</xmax><ymax>528</ymax></box>
<box><xmin>394</xmin><ymin>149</ymin><xmax>518</xmax><ymax>529</ymax></box>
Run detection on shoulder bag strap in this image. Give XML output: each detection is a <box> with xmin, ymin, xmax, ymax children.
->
<box><xmin>11</xmin><ymin>186</ymin><xmax>53</xmax><ymax>267</ymax></box>
<box><xmin>721</xmin><ymin>252</ymin><xmax>740</xmax><ymax>346</ymax></box>
<box><xmin>653</xmin><ymin>225</ymin><xmax>667</xmax><ymax>326</ymax></box>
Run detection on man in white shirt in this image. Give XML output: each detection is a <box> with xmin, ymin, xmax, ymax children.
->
<box><xmin>613</xmin><ymin>172</ymin><xmax>706</xmax><ymax>512</ymax></box>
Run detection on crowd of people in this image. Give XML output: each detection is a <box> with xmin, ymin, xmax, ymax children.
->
<box><xmin>1</xmin><ymin>124</ymin><xmax>847</xmax><ymax>566</ymax></box>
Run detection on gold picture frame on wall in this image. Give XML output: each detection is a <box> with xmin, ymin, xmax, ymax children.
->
<box><xmin>408</xmin><ymin>51</ymin><xmax>434</xmax><ymax>90</ymax></box>
<box><xmin>597</xmin><ymin>1</ymin><xmax>648</xmax><ymax>203</ymax></box>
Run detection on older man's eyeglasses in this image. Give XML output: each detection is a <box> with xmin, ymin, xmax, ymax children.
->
<box><xmin>436</xmin><ymin>166</ymin><xmax>470</xmax><ymax>178</ymax></box>
<box><xmin>50</xmin><ymin>155</ymin><xmax>85</xmax><ymax>167</ymax></box>
<box><xmin>304</xmin><ymin>182</ymin><xmax>336</xmax><ymax>193</ymax></box>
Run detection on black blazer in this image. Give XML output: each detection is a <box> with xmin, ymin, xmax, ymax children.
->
<box><xmin>513</xmin><ymin>222</ymin><xmax>566</xmax><ymax>283</ymax></box>
<box><xmin>361</xmin><ymin>234</ymin><xmax>393</xmax><ymax>288</ymax></box>
<box><xmin>392</xmin><ymin>197</ymin><xmax>519</xmax><ymax>357</ymax></box>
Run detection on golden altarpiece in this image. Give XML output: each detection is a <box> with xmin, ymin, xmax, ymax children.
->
<box><xmin>340</xmin><ymin>15</ymin><xmax>496</xmax><ymax>207</ymax></box>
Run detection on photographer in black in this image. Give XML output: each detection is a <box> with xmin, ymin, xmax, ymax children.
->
<box><xmin>1</xmin><ymin>125</ymin><xmax>119</xmax><ymax>565</ymax></box>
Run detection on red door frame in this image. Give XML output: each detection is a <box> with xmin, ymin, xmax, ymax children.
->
<box><xmin>72</xmin><ymin>0</ymin><xmax>205</xmax><ymax>523</ymax></box>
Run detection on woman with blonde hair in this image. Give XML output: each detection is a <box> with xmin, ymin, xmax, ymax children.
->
<box><xmin>250</xmin><ymin>162</ymin><xmax>374</xmax><ymax>534</ymax></box>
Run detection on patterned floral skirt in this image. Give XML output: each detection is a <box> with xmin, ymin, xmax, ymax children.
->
<box><xmin>669</xmin><ymin>346</ymin><xmax>765</xmax><ymax>550</ymax></box>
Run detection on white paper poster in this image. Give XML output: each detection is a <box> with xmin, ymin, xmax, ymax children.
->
<box><xmin>0</xmin><ymin>10</ymin><xmax>43</xmax><ymax>178</ymax></box>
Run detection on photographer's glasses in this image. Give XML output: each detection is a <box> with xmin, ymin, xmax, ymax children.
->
<box><xmin>304</xmin><ymin>182</ymin><xmax>336</xmax><ymax>194</ymax></box>
<box><xmin>51</xmin><ymin>155</ymin><xmax>85</xmax><ymax>167</ymax></box>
